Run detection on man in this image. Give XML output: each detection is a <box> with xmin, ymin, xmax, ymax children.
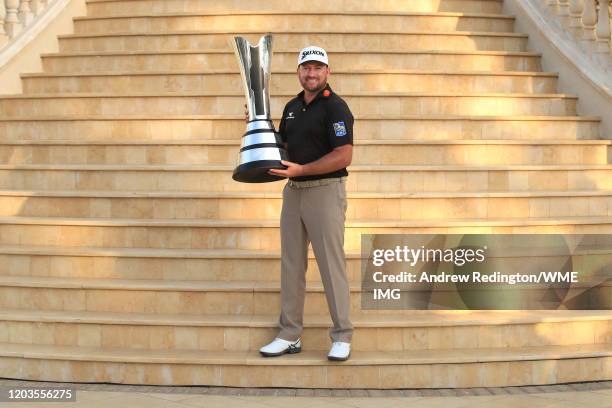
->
<box><xmin>258</xmin><ymin>45</ymin><xmax>354</xmax><ymax>361</ymax></box>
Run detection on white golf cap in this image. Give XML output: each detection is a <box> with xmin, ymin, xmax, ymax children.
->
<box><xmin>297</xmin><ymin>46</ymin><xmax>329</xmax><ymax>66</ymax></box>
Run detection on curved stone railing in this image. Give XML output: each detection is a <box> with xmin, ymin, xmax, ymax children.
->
<box><xmin>505</xmin><ymin>0</ymin><xmax>611</xmax><ymax>137</ymax></box>
<box><xmin>0</xmin><ymin>0</ymin><xmax>82</xmax><ymax>94</ymax></box>
<box><xmin>530</xmin><ymin>0</ymin><xmax>611</xmax><ymax>94</ymax></box>
<box><xmin>543</xmin><ymin>0</ymin><xmax>611</xmax><ymax>69</ymax></box>
<box><xmin>1</xmin><ymin>1</ymin><xmax>61</xmax><ymax>48</ymax></box>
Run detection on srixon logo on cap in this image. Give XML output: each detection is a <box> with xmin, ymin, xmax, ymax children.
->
<box><xmin>301</xmin><ymin>49</ymin><xmax>326</xmax><ymax>59</ymax></box>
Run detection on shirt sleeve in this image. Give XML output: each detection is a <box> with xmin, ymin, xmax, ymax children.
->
<box><xmin>326</xmin><ymin>99</ymin><xmax>354</xmax><ymax>148</ymax></box>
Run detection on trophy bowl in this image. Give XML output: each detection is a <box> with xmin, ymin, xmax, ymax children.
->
<box><xmin>232</xmin><ymin>34</ymin><xmax>288</xmax><ymax>183</ymax></box>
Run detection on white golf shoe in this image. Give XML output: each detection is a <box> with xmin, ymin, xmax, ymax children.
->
<box><xmin>259</xmin><ymin>337</ymin><xmax>302</xmax><ymax>357</ymax></box>
<box><xmin>328</xmin><ymin>341</ymin><xmax>351</xmax><ymax>361</ymax></box>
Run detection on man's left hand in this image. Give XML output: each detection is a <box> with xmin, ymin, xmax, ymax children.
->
<box><xmin>268</xmin><ymin>160</ymin><xmax>304</xmax><ymax>178</ymax></box>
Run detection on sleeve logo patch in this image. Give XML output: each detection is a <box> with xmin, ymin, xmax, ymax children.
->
<box><xmin>333</xmin><ymin>122</ymin><xmax>347</xmax><ymax>137</ymax></box>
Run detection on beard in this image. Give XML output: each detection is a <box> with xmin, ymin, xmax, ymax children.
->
<box><xmin>301</xmin><ymin>78</ymin><xmax>327</xmax><ymax>93</ymax></box>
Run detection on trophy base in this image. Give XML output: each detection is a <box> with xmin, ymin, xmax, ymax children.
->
<box><xmin>232</xmin><ymin>160</ymin><xmax>288</xmax><ymax>183</ymax></box>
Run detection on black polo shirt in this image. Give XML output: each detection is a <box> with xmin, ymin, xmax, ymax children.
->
<box><xmin>278</xmin><ymin>84</ymin><xmax>354</xmax><ymax>182</ymax></box>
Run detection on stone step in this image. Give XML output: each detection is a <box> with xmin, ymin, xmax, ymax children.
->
<box><xmin>20</xmin><ymin>70</ymin><xmax>559</xmax><ymax>95</ymax></box>
<box><xmin>56</xmin><ymin>31</ymin><xmax>528</xmax><ymax>53</ymax></box>
<box><xmin>0</xmin><ymin>140</ymin><xmax>607</xmax><ymax>166</ymax></box>
<box><xmin>1</xmin><ymin>342</ymin><xmax>610</xmax><ymax>387</ymax></box>
<box><xmin>0</xmin><ymin>216</ymin><xmax>610</xmax><ymax>251</ymax></box>
<box><xmin>1</xmin><ymin>309</ymin><xmax>609</xmax><ymax>352</ymax></box>
<box><xmin>0</xmin><ymin>276</ymin><xmax>385</xmax><ymax>316</ymax></box>
<box><xmin>84</xmin><ymin>0</ymin><xmax>504</xmax><ymax>16</ymax></box>
<box><xmin>0</xmin><ymin>164</ymin><xmax>610</xmax><ymax>193</ymax></box>
<box><xmin>39</xmin><ymin>50</ymin><xmax>544</xmax><ymax>73</ymax></box>
<box><xmin>0</xmin><ymin>93</ymin><xmax>578</xmax><ymax>117</ymax></box>
<box><xmin>0</xmin><ymin>275</ymin><xmax>610</xmax><ymax>316</ymax></box>
<box><xmin>72</xmin><ymin>12</ymin><xmax>516</xmax><ymax>35</ymax></box>
<box><xmin>0</xmin><ymin>246</ymin><xmax>364</xmax><ymax>282</ymax></box>
<box><xmin>0</xmin><ymin>244</ymin><xmax>609</xmax><ymax>284</ymax></box>
<box><xmin>0</xmin><ymin>187</ymin><xmax>611</xmax><ymax>220</ymax></box>
<box><xmin>0</xmin><ymin>115</ymin><xmax>600</xmax><ymax>141</ymax></box>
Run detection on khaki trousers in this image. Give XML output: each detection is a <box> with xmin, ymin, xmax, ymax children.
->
<box><xmin>277</xmin><ymin>177</ymin><xmax>353</xmax><ymax>343</ymax></box>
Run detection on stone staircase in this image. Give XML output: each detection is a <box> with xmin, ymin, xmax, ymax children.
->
<box><xmin>0</xmin><ymin>0</ymin><xmax>610</xmax><ymax>388</ymax></box>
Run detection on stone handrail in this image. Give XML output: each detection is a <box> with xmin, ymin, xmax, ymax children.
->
<box><xmin>524</xmin><ymin>0</ymin><xmax>611</xmax><ymax>96</ymax></box>
<box><xmin>505</xmin><ymin>0</ymin><xmax>611</xmax><ymax>137</ymax></box>
<box><xmin>0</xmin><ymin>0</ymin><xmax>79</xmax><ymax>92</ymax></box>
<box><xmin>544</xmin><ymin>0</ymin><xmax>611</xmax><ymax>68</ymax></box>
<box><xmin>1</xmin><ymin>1</ymin><xmax>60</xmax><ymax>49</ymax></box>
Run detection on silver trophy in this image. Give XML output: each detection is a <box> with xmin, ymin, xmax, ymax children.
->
<box><xmin>232</xmin><ymin>34</ymin><xmax>288</xmax><ymax>183</ymax></box>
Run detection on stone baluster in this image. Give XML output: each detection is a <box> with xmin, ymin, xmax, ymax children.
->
<box><xmin>30</xmin><ymin>0</ymin><xmax>42</xmax><ymax>15</ymax></box>
<box><xmin>609</xmin><ymin>1</ymin><xmax>612</xmax><ymax>68</ymax></box>
<box><xmin>0</xmin><ymin>1</ymin><xmax>7</xmax><ymax>47</ymax></box>
<box><xmin>594</xmin><ymin>0</ymin><xmax>611</xmax><ymax>62</ymax></box>
<box><xmin>581</xmin><ymin>0</ymin><xmax>598</xmax><ymax>52</ymax></box>
<box><xmin>558</xmin><ymin>0</ymin><xmax>572</xmax><ymax>26</ymax></box>
<box><xmin>547</xmin><ymin>0</ymin><xmax>560</xmax><ymax>16</ymax></box>
<box><xmin>569</xmin><ymin>0</ymin><xmax>585</xmax><ymax>38</ymax></box>
<box><xmin>18</xmin><ymin>0</ymin><xmax>33</xmax><ymax>26</ymax></box>
<box><xmin>5</xmin><ymin>0</ymin><xmax>22</xmax><ymax>38</ymax></box>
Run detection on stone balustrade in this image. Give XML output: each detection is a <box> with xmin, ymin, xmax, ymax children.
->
<box><xmin>544</xmin><ymin>0</ymin><xmax>611</xmax><ymax>67</ymax></box>
<box><xmin>0</xmin><ymin>0</ymin><xmax>57</xmax><ymax>49</ymax></box>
